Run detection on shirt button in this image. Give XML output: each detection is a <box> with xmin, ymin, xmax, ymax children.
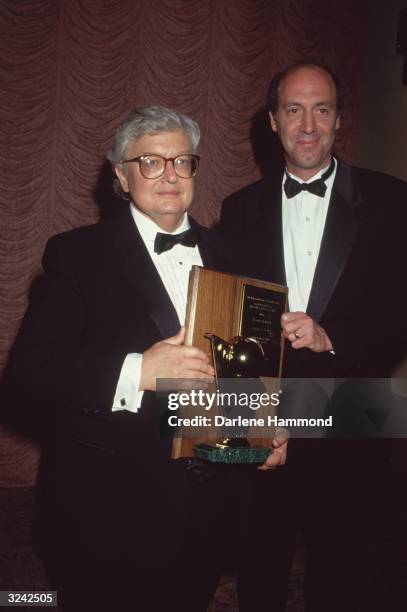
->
<box><xmin>305</xmin><ymin>217</ymin><xmax>310</xmax><ymax>222</ymax></box>
<box><xmin>307</xmin><ymin>250</ymin><xmax>312</xmax><ymax>256</ymax></box>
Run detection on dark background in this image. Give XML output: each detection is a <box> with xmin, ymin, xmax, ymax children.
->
<box><xmin>0</xmin><ymin>0</ymin><xmax>405</xmax><ymax>494</ymax></box>
<box><xmin>0</xmin><ymin>0</ymin><xmax>368</xmax><ymax>486</ymax></box>
<box><xmin>0</xmin><ymin>2</ymin><xmax>406</xmax><ymax>608</ymax></box>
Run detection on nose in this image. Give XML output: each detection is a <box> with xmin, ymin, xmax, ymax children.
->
<box><xmin>301</xmin><ymin>110</ymin><xmax>316</xmax><ymax>134</ymax></box>
<box><xmin>161</xmin><ymin>159</ymin><xmax>177</xmax><ymax>182</ymax></box>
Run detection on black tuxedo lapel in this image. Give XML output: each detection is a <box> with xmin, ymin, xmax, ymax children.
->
<box><xmin>268</xmin><ymin>175</ymin><xmax>286</xmax><ymax>286</ymax></box>
<box><xmin>307</xmin><ymin>161</ymin><xmax>364</xmax><ymax>321</ymax></box>
<box><xmin>189</xmin><ymin>217</ymin><xmax>218</xmax><ymax>269</ymax></box>
<box><xmin>257</xmin><ymin>175</ymin><xmax>287</xmax><ymax>285</ymax></box>
<box><xmin>111</xmin><ymin>208</ymin><xmax>181</xmax><ymax>338</ymax></box>
<box><xmin>192</xmin><ymin>218</ymin><xmax>237</xmax><ymax>272</ymax></box>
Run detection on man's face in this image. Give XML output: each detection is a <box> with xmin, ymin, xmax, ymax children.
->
<box><xmin>269</xmin><ymin>66</ymin><xmax>340</xmax><ymax>180</ymax></box>
<box><xmin>115</xmin><ymin>130</ymin><xmax>195</xmax><ymax>231</ymax></box>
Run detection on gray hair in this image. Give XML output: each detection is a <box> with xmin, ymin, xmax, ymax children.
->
<box><xmin>107</xmin><ymin>105</ymin><xmax>200</xmax><ymax>166</ymax></box>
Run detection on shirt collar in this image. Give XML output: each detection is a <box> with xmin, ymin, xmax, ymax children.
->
<box><xmin>285</xmin><ymin>157</ymin><xmax>337</xmax><ymax>184</ymax></box>
<box><xmin>129</xmin><ymin>203</ymin><xmax>190</xmax><ymax>246</ymax></box>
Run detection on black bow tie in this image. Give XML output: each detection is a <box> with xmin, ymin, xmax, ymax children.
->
<box><xmin>154</xmin><ymin>228</ymin><xmax>198</xmax><ymax>254</ymax></box>
<box><xmin>284</xmin><ymin>158</ymin><xmax>335</xmax><ymax>199</ymax></box>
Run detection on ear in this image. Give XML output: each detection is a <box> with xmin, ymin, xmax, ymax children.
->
<box><xmin>335</xmin><ymin>114</ymin><xmax>341</xmax><ymax>131</ymax></box>
<box><xmin>115</xmin><ymin>164</ymin><xmax>130</xmax><ymax>193</ymax></box>
<box><xmin>268</xmin><ymin>111</ymin><xmax>278</xmax><ymax>133</ymax></box>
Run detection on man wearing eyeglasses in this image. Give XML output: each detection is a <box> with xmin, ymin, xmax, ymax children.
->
<box><xmin>9</xmin><ymin>106</ymin><xmax>287</xmax><ymax>612</ymax></box>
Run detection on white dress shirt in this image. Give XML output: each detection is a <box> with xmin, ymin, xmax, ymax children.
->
<box><xmin>282</xmin><ymin>159</ymin><xmax>337</xmax><ymax>313</ymax></box>
<box><xmin>112</xmin><ymin>204</ymin><xmax>203</xmax><ymax>413</ymax></box>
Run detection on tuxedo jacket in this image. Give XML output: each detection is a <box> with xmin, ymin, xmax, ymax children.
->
<box><xmin>220</xmin><ymin>160</ymin><xmax>407</xmax><ymax>378</ymax></box>
<box><xmin>9</xmin><ymin>206</ymin><xmax>236</xmax><ymax>570</ymax></box>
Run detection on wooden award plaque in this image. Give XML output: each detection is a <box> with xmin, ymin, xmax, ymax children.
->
<box><xmin>171</xmin><ymin>266</ymin><xmax>288</xmax><ymax>459</ymax></box>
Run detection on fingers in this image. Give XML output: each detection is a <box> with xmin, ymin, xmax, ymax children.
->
<box><xmin>281</xmin><ymin>312</ymin><xmax>332</xmax><ymax>352</ymax></box>
<box><xmin>273</xmin><ymin>427</ymin><xmax>290</xmax><ymax>447</ymax></box>
<box><xmin>289</xmin><ymin>333</ymin><xmax>310</xmax><ymax>349</ymax></box>
<box><xmin>281</xmin><ymin>311</ymin><xmax>305</xmax><ymax>326</ymax></box>
<box><xmin>281</xmin><ymin>312</ymin><xmax>308</xmax><ymax>345</ymax></box>
<box><xmin>257</xmin><ymin>447</ymin><xmax>286</xmax><ymax>471</ymax></box>
<box><xmin>158</xmin><ymin>346</ymin><xmax>214</xmax><ymax>378</ymax></box>
<box><xmin>287</xmin><ymin>332</ymin><xmax>302</xmax><ymax>344</ymax></box>
<box><xmin>182</xmin><ymin>356</ymin><xmax>215</xmax><ymax>378</ymax></box>
<box><xmin>257</xmin><ymin>426</ymin><xmax>289</xmax><ymax>471</ymax></box>
<box><xmin>172</xmin><ymin>346</ymin><xmax>215</xmax><ymax>377</ymax></box>
<box><xmin>140</xmin><ymin>339</ymin><xmax>214</xmax><ymax>391</ymax></box>
<box><xmin>177</xmin><ymin>344</ymin><xmax>210</xmax><ymax>361</ymax></box>
<box><xmin>281</xmin><ymin>312</ymin><xmax>308</xmax><ymax>335</ymax></box>
<box><xmin>293</xmin><ymin>324</ymin><xmax>332</xmax><ymax>352</ymax></box>
<box><xmin>164</xmin><ymin>327</ymin><xmax>211</xmax><ymax>364</ymax></box>
<box><xmin>165</xmin><ymin>326</ymin><xmax>185</xmax><ymax>345</ymax></box>
<box><xmin>188</xmin><ymin>361</ymin><xmax>215</xmax><ymax>378</ymax></box>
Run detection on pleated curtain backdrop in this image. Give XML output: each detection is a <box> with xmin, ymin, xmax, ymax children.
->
<box><xmin>0</xmin><ymin>0</ymin><xmax>365</xmax><ymax>485</ymax></box>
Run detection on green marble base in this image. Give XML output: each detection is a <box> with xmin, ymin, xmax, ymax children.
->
<box><xmin>193</xmin><ymin>443</ymin><xmax>271</xmax><ymax>465</ymax></box>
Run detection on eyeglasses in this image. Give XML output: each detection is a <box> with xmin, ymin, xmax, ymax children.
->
<box><xmin>121</xmin><ymin>154</ymin><xmax>200</xmax><ymax>179</ymax></box>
